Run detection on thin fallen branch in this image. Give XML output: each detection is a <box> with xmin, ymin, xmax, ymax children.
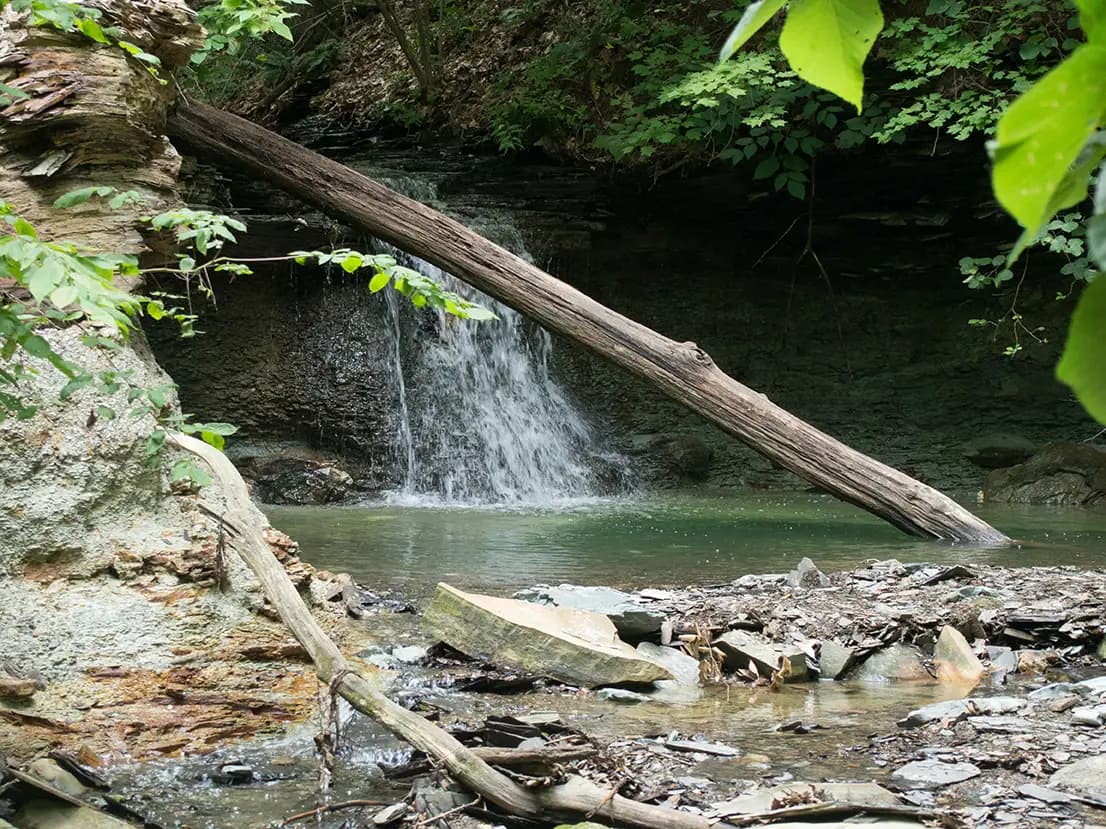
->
<box><xmin>384</xmin><ymin>744</ymin><xmax>598</xmax><ymax>779</ymax></box>
<box><xmin>281</xmin><ymin>798</ymin><xmax>389</xmax><ymax>826</ymax></box>
<box><xmin>169</xmin><ymin>432</ymin><xmax>721</xmax><ymax>829</ymax></box>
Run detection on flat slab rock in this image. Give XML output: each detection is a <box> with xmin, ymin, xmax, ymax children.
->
<box><xmin>891</xmin><ymin>759</ymin><xmax>981</xmax><ymax>789</ymax></box>
<box><xmin>1050</xmin><ymin>754</ymin><xmax>1106</xmax><ymax>796</ymax></box>
<box><xmin>899</xmin><ymin>696</ymin><xmax>1024</xmax><ymax>727</ymax></box>
<box><xmin>714</xmin><ymin>630</ymin><xmax>810</xmax><ymax>681</ymax></box>
<box><xmin>423</xmin><ymin>583</ymin><xmax>672</xmax><ymax>688</ymax></box>
<box><xmin>711</xmin><ymin>781</ymin><xmax>901</xmax><ymax>817</ymax></box>
<box><xmin>513</xmin><ymin>584</ymin><xmax>664</xmax><ymax>639</ymax></box>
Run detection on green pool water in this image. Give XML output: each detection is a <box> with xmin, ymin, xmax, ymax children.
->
<box><xmin>267</xmin><ymin>490</ymin><xmax>1106</xmax><ymax>594</ymax></box>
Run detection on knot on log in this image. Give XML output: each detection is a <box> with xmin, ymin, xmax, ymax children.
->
<box><xmin>680</xmin><ymin>341</ymin><xmax>714</xmax><ymax>370</ymax></box>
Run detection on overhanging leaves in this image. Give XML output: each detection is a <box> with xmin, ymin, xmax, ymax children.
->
<box><xmin>719</xmin><ymin>0</ymin><xmax>787</xmax><ymax>61</ymax></box>
<box><xmin>991</xmin><ymin>44</ymin><xmax>1106</xmax><ymax>237</ymax></box>
<box><xmin>1058</xmin><ymin>276</ymin><xmax>1106</xmax><ymax>425</ymax></box>
<box><xmin>1077</xmin><ymin>0</ymin><xmax>1106</xmax><ymax>44</ymax></box>
<box><xmin>779</xmin><ymin>0</ymin><xmax>884</xmax><ymax>112</ymax></box>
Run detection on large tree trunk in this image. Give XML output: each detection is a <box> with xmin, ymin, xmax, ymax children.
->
<box><xmin>168</xmin><ymin>100</ymin><xmax>1009</xmax><ymax>545</ymax></box>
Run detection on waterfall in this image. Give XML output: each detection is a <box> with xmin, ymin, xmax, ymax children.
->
<box><xmin>376</xmin><ymin>175</ymin><xmax>620</xmax><ymax>506</ymax></box>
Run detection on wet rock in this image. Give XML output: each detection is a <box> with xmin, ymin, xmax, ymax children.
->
<box><xmin>663</xmin><ymin>736</ymin><xmax>740</xmax><ymax>757</ymax></box>
<box><xmin>899</xmin><ymin>696</ymin><xmax>1023</xmax><ymax>727</ymax></box>
<box><xmin>597</xmin><ymin>688</ymin><xmax>651</xmax><ymax>703</ymax></box>
<box><xmin>626</xmin><ymin>433</ymin><xmax>713</xmax><ymax>482</ymax></box>
<box><xmin>984</xmin><ymin>442</ymin><xmax>1106</xmax><ymax>505</ymax></box>
<box><xmin>851</xmin><ymin>644</ymin><xmax>930</xmax><ymax>682</ymax></box>
<box><xmin>514</xmin><ymin>585</ymin><xmax>663</xmax><ymax>639</ymax></box>
<box><xmin>1050</xmin><ymin>754</ymin><xmax>1106</xmax><ymax>796</ymax></box>
<box><xmin>392</xmin><ymin>645</ymin><xmax>429</xmax><ymax>664</ymax></box>
<box><xmin>816</xmin><ymin>641</ymin><xmax>856</xmax><ymax>680</ymax></box>
<box><xmin>787</xmin><ymin>557</ymin><xmax>829</xmax><ymax>589</ymax></box>
<box><xmin>933</xmin><ymin>625</ymin><xmax>984</xmax><ymax>684</ymax></box>
<box><xmin>962</xmin><ymin>433</ymin><xmax>1036</xmax><ymax>469</ymax></box>
<box><xmin>1018</xmin><ymin>783</ymin><xmax>1075</xmax><ymax>804</ymax></box>
<box><xmin>27</xmin><ymin>758</ymin><xmax>87</xmax><ymax>797</ymax></box>
<box><xmin>891</xmin><ymin>759</ymin><xmax>981</xmax><ymax>789</ymax></box>
<box><xmin>636</xmin><ymin>642</ymin><xmax>701</xmax><ymax>703</ymax></box>
<box><xmin>214</xmin><ymin>763</ymin><xmax>255</xmax><ymax>784</ymax></box>
<box><xmin>423</xmin><ymin>583</ymin><xmax>673</xmax><ymax>687</ymax></box>
<box><xmin>252</xmin><ymin>458</ymin><xmax>354</xmax><ymax>505</ymax></box>
<box><xmin>713</xmin><ymin>630</ymin><xmax>810</xmax><ymax>682</ymax></box>
<box><xmin>373</xmin><ymin>802</ymin><xmax>409</xmax><ymax>825</ymax></box>
<box><xmin>986</xmin><ymin>646</ymin><xmax>1018</xmax><ymax>675</ymax></box>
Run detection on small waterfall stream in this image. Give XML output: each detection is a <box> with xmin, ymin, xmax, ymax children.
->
<box><xmin>376</xmin><ymin>175</ymin><xmax>622</xmax><ymax>506</ymax></box>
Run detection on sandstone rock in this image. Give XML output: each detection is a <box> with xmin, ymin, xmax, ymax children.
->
<box><xmin>984</xmin><ymin>442</ymin><xmax>1106</xmax><ymax>505</ymax></box>
<box><xmin>422</xmin><ymin>583</ymin><xmax>672</xmax><ymax>687</ymax></box>
<box><xmin>514</xmin><ymin>584</ymin><xmax>663</xmax><ymax>639</ymax></box>
<box><xmin>636</xmin><ymin>641</ymin><xmax>701</xmax><ymax>703</ymax></box>
<box><xmin>962</xmin><ymin>433</ymin><xmax>1036</xmax><ymax>468</ymax></box>
<box><xmin>933</xmin><ymin>625</ymin><xmax>984</xmax><ymax>684</ymax></box>
<box><xmin>714</xmin><ymin>630</ymin><xmax>810</xmax><ymax>682</ymax></box>
<box><xmin>0</xmin><ymin>676</ymin><xmax>38</xmax><ymax>699</ymax></box>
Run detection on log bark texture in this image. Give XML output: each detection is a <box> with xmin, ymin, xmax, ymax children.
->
<box><xmin>170</xmin><ymin>432</ymin><xmax>722</xmax><ymax>829</ymax></box>
<box><xmin>168</xmin><ymin>101</ymin><xmax>1009</xmax><ymax>545</ymax></box>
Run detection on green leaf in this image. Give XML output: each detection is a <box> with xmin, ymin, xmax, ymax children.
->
<box><xmin>76</xmin><ymin>17</ymin><xmax>111</xmax><ymax>43</ymax></box>
<box><xmin>60</xmin><ymin>374</ymin><xmax>93</xmax><ymax>400</ymax></box>
<box><xmin>991</xmin><ymin>45</ymin><xmax>1106</xmax><ymax>234</ymax></box>
<box><xmin>54</xmin><ymin>186</ymin><xmax>113</xmax><ymax>208</ymax></box>
<box><xmin>200</xmin><ymin>430</ymin><xmax>225</xmax><ymax>451</ymax></box>
<box><xmin>270</xmin><ymin>19</ymin><xmax>293</xmax><ymax>40</ymax></box>
<box><xmin>368</xmin><ymin>271</ymin><xmax>391</xmax><ymax>292</ymax></box>
<box><xmin>1078</xmin><ymin>0</ymin><xmax>1106</xmax><ymax>43</ymax></box>
<box><xmin>779</xmin><ymin>0</ymin><xmax>884</xmax><ymax>112</ymax></box>
<box><xmin>719</xmin><ymin>0</ymin><xmax>787</xmax><ymax>61</ymax></box>
<box><xmin>340</xmin><ymin>253</ymin><xmax>363</xmax><ymax>273</ymax></box>
<box><xmin>1057</xmin><ymin>276</ymin><xmax>1106</xmax><ymax>423</ymax></box>
<box><xmin>96</xmin><ymin>404</ymin><xmax>116</xmax><ymax>421</ymax></box>
<box><xmin>20</xmin><ymin>334</ymin><xmax>53</xmax><ymax>359</ymax></box>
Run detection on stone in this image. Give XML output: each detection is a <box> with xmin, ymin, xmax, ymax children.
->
<box><xmin>514</xmin><ymin>584</ymin><xmax>664</xmax><ymax>639</ymax></box>
<box><xmin>714</xmin><ymin>630</ymin><xmax>810</xmax><ymax>682</ymax></box>
<box><xmin>664</xmin><ymin>737</ymin><xmax>740</xmax><ymax>757</ymax></box>
<box><xmin>626</xmin><ymin>433</ymin><xmax>713</xmax><ymax>482</ymax></box>
<box><xmin>817</xmin><ymin>641</ymin><xmax>856</xmax><ymax>680</ymax></box>
<box><xmin>891</xmin><ymin>759</ymin><xmax>981</xmax><ymax>789</ymax></box>
<box><xmin>596</xmin><ymin>688</ymin><xmax>651</xmax><ymax>703</ymax></box>
<box><xmin>962</xmin><ymin>433</ymin><xmax>1036</xmax><ymax>469</ymax></box>
<box><xmin>1017</xmin><ymin>783</ymin><xmax>1075</xmax><ymax>804</ymax></box>
<box><xmin>422</xmin><ymin>583</ymin><xmax>672</xmax><ymax>688</ymax></box>
<box><xmin>27</xmin><ymin>758</ymin><xmax>88</xmax><ymax>797</ymax></box>
<box><xmin>392</xmin><ymin>645</ymin><xmax>428</xmax><ymax>664</ymax></box>
<box><xmin>986</xmin><ymin>646</ymin><xmax>1018</xmax><ymax>674</ymax></box>
<box><xmin>787</xmin><ymin>557</ymin><xmax>829</xmax><ymax>589</ymax></box>
<box><xmin>636</xmin><ymin>642</ymin><xmax>701</xmax><ymax>703</ymax></box>
<box><xmin>373</xmin><ymin>803</ymin><xmax>409</xmax><ymax>825</ymax></box>
<box><xmin>899</xmin><ymin>695</ymin><xmax>1023</xmax><ymax>727</ymax></box>
<box><xmin>1071</xmin><ymin>706</ymin><xmax>1106</xmax><ymax>726</ymax></box>
<box><xmin>969</xmin><ymin>716</ymin><xmax>1032</xmax><ymax>733</ymax></box>
<box><xmin>851</xmin><ymin>645</ymin><xmax>930</xmax><ymax>682</ymax></box>
<box><xmin>1076</xmin><ymin>675</ymin><xmax>1106</xmax><ymax>694</ymax></box>
<box><xmin>1051</xmin><ymin>754</ymin><xmax>1106</xmax><ymax>796</ymax></box>
<box><xmin>1098</xmin><ymin>638</ymin><xmax>1106</xmax><ymax>661</ymax></box>
<box><xmin>252</xmin><ymin>458</ymin><xmax>353</xmax><ymax>505</ymax></box>
<box><xmin>984</xmin><ymin>442</ymin><xmax>1106</xmax><ymax>505</ymax></box>
<box><xmin>711</xmin><ymin>782</ymin><xmax>901</xmax><ymax>817</ymax></box>
<box><xmin>0</xmin><ymin>676</ymin><xmax>38</xmax><ymax>699</ymax></box>
<box><xmin>933</xmin><ymin>625</ymin><xmax>984</xmax><ymax>684</ymax></box>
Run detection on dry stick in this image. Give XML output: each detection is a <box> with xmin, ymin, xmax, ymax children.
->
<box><xmin>281</xmin><ymin>799</ymin><xmax>389</xmax><ymax>826</ymax></box>
<box><xmin>167</xmin><ymin>101</ymin><xmax>1008</xmax><ymax>545</ymax></box>
<box><xmin>419</xmin><ymin>795</ymin><xmax>481</xmax><ymax>827</ymax></box>
<box><xmin>169</xmin><ymin>433</ymin><xmax>720</xmax><ymax>829</ymax></box>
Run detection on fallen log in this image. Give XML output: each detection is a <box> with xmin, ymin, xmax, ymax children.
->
<box><xmin>169</xmin><ymin>432</ymin><xmax>721</xmax><ymax>829</ymax></box>
<box><xmin>382</xmin><ymin>744</ymin><xmax>598</xmax><ymax>779</ymax></box>
<box><xmin>167</xmin><ymin>101</ymin><xmax>1008</xmax><ymax>545</ymax></box>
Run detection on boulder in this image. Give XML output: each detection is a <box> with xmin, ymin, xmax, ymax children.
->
<box><xmin>984</xmin><ymin>442</ymin><xmax>1106</xmax><ymax>505</ymax></box>
<box><xmin>1051</xmin><ymin>754</ymin><xmax>1106</xmax><ymax>796</ymax></box>
<box><xmin>962</xmin><ymin>433</ymin><xmax>1036</xmax><ymax>469</ymax></box>
<box><xmin>250</xmin><ymin>457</ymin><xmax>354</xmax><ymax>505</ymax></box>
<box><xmin>514</xmin><ymin>585</ymin><xmax>663</xmax><ymax>639</ymax></box>
<box><xmin>850</xmin><ymin>645</ymin><xmax>930</xmax><ymax>682</ymax></box>
<box><xmin>817</xmin><ymin>641</ymin><xmax>856</xmax><ymax>680</ymax></box>
<box><xmin>714</xmin><ymin>630</ymin><xmax>810</xmax><ymax>682</ymax></box>
<box><xmin>422</xmin><ymin>584</ymin><xmax>672</xmax><ymax>687</ymax></box>
<box><xmin>933</xmin><ymin>625</ymin><xmax>984</xmax><ymax>684</ymax></box>
<box><xmin>787</xmin><ymin>557</ymin><xmax>829</xmax><ymax>589</ymax></box>
<box><xmin>637</xmin><ymin>641</ymin><xmax>701</xmax><ymax>703</ymax></box>
<box><xmin>626</xmin><ymin>433</ymin><xmax>713</xmax><ymax>482</ymax></box>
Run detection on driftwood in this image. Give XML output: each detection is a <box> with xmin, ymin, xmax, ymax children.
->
<box><xmin>167</xmin><ymin>101</ymin><xmax>1008</xmax><ymax>545</ymax></box>
<box><xmin>169</xmin><ymin>432</ymin><xmax>722</xmax><ymax>829</ymax></box>
<box><xmin>383</xmin><ymin>744</ymin><xmax>598</xmax><ymax>779</ymax></box>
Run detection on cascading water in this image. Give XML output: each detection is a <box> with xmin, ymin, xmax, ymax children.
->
<box><xmin>377</xmin><ymin>175</ymin><xmax>622</xmax><ymax>506</ymax></box>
